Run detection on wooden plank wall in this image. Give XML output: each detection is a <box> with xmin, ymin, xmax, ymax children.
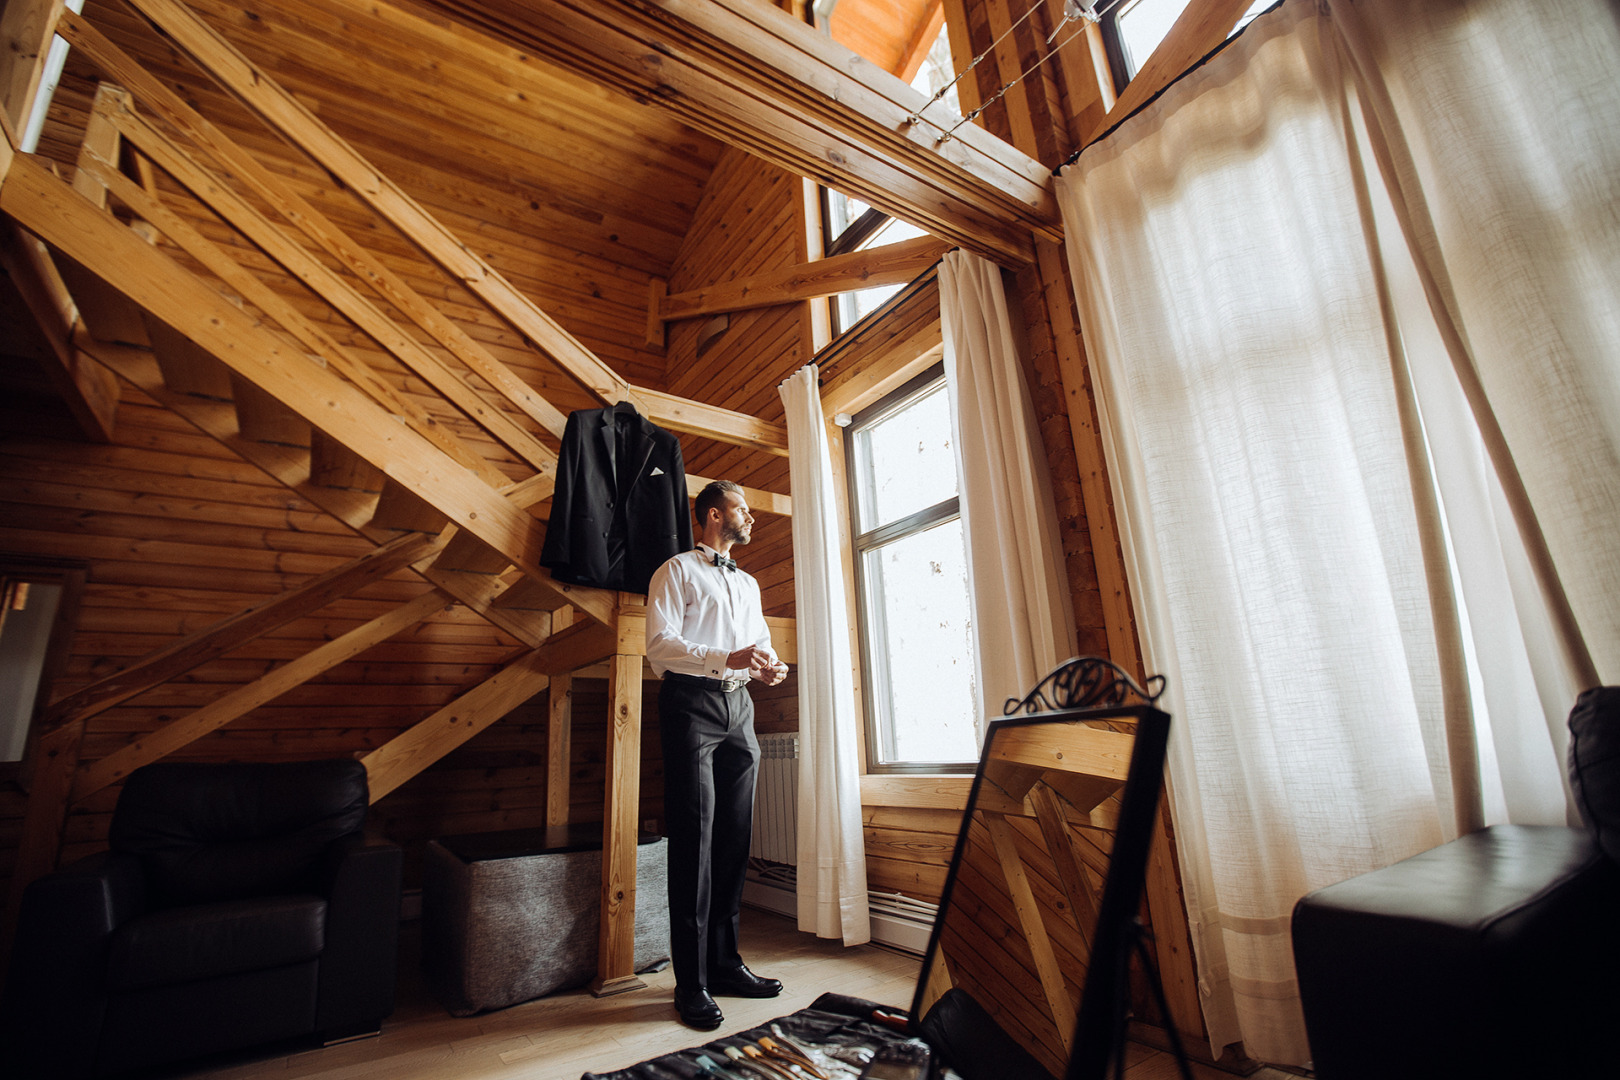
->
<box><xmin>0</xmin><ymin>384</ymin><xmax>534</xmax><ymax>895</ymax></box>
<box><xmin>662</xmin><ymin>147</ymin><xmax>806</xmax><ymax>622</ymax></box>
<box><xmin>0</xmin><ymin>0</ymin><xmax>721</xmax><ymax>906</ymax></box>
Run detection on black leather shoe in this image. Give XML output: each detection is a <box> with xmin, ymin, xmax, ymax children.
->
<box><xmin>708</xmin><ymin>964</ymin><xmax>783</xmax><ymax>998</ymax></box>
<box><xmin>674</xmin><ymin>984</ymin><xmax>724</xmax><ymax>1030</ymax></box>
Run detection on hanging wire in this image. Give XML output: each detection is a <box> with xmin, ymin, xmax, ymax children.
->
<box><xmin>903</xmin><ymin>0</ymin><xmax>1050</xmax><ymax>125</ymax></box>
<box><xmin>909</xmin><ymin>0</ymin><xmax>1131</xmax><ymax>146</ymax></box>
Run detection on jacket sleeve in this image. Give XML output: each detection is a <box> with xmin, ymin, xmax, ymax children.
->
<box><xmin>669</xmin><ymin>433</ymin><xmax>693</xmax><ymax>554</ymax></box>
<box><xmin>541</xmin><ymin>410</ymin><xmax>584</xmax><ymax>570</ymax></box>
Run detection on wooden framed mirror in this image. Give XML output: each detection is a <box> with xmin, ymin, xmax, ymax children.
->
<box><xmin>910</xmin><ymin>659</ymin><xmax>1179</xmax><ymax>1080</ymax></box>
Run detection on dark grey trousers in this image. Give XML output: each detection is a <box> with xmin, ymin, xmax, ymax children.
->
<box><xmin>658</xmin><ymin>678</ymin><xmax>760</xmax><ymax>989</ymax></box>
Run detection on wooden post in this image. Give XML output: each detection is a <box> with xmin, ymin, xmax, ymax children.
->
<box><xmin>56</xmin><ymin>81</ymin><xmax>147</xmax><ymax>347</ymax></box>
<box><xmin>2</xmin><ymin>717</ymin><xmax>84</xmax><ymax>952</ymax></box>
<box><xmin>591</xmin><ymin>642</ymin><xmax>646</xmax><ymax>995</ymax></box>
<box><xmin>0</xmin><ymin>0</ymin><xmax>64</xmax><ymax>140</ymax></box>
<box><xmin>546</xmin><ymin>607</ymin><xmax>574</xmax><ymax>828</ymax></box>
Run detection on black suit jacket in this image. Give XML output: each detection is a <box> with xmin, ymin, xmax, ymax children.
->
<box><xmin>541</xmin><ymin>402</ymin><xmax>692</xmax><ymax>594</ymax></box>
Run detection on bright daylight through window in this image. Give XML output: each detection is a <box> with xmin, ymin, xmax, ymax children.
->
<box><xmin>1108</xmin><ymin>0</ymin><xmax>1275</xmax><ymax>82</ymax></box>
<box><xmin>849</xmin><ymin>366</ymin><xmax>978</xmax><ymax>771</ymax></box>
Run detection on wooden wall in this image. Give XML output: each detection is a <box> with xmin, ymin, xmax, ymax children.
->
<box><xmin>0</xmin><ymin>0</ymin><xmax>729</xmax><ymax>908</ymax></box>
<box><xmin>662</xmin><ymin>146</ymin><xmax>807</xmax><ymax>622</ymax></box>
<box><xmin>0</xmin><ymin>383</ymin><xmax>533</xmax><ymax>894</ymax></box>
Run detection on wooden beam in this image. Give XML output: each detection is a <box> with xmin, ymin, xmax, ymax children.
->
<box><xmin>1035</xmin><ymin>239</ymin><xmax>1140</xmax><ymax>676</ymax></box>
<box><xmin>2</xmin><ymin>717</ymin><xmax>83</xmax><ymax>951</ymax></box>
<box><xmin>531</xmin><ymin>617</ymin><xmax>619</xmax><ymax>675</ymax></box>
<box><xmin>74</xmin><ymin>331</ymin><xmax>554</xmax><ymax>646</ymax></box>
<box><xmin>121</xmin><ymin>0</ymin><xmax>642</xmax><ymax>410</ymax></box>
<box><xmin>896</xmin><ymin>0</ymin><xmax>947</xmax><ymax>84</ymax></box>
<box><xmin>54</xmin><ymin>9</ymin><xmax>571</xmax><ymax>444</ymax></box>
<box><xmin>546</xmin><ymin>607</ymin><xmax>574</xmax><ymax>828</ymax></box>
<box><xmin>0</xmin><ymin>0</ymin><xmax>62</xmax><ymax>139</ymax></box>
<box><xmin>591</xmin><ymin>647</ymin><xmax>646</xmax><ymax>996</ymax></box>
<box><xmin>645</xmin><ymin>278</ymin><xmax>668</xmax><ymax>350</ymax></box>
<box><xmin>630</xmin><ymin>386</ymin><xmax>789</xmax><ymax>457</ymax></box>
<box><xmin>1029</xmin><ymin>782</ymin><xmax>1097</xmax><ymax>959</ymax></box>
<box><xmin>0</xmin><ymin>220</ymin><xmax>118</xmax><ymax>441</ymax></box>
<box><xmin>81</xmin><ymin>144</ymin><xmax>521</xmax><ymax>485</ymax></box>
<box><xmin>94</xmin><ymin>103</ymin><xmax>550</xmax><ymax>476</ymax></box>
<box><xmin>659</xmin><ymin>236</ymin><xmax>951</xmax><ymax>321</ymax></box>
<box><xmin>0</xmin><ymin>153</ymin><xmax>548</xmax><ymax>580</ymax></box>
<box><xmin>73</xmin><ymin>5</ymin><xmax>786</xmax><ymax>457</ymax></box>
<box><xmin>816</xmin><ymin>267</ymin><xmax>943</xmax><ymax>417</ymax></box>
<box><xmin>988</xmin><ymin>722</ymin><xmax>1134</xmax><ymax>781</ymax></box>
<box><xmin>55</xmin><ymin>82</ymin><xmax>147</xmax><ymax>348</ymax></box>
<box><xmin>71</xmin><ymin>590</ymin><xmax>452</xmax><ymax>801</ymax></box>
<box><xmin>1143</xmin><ymin>784</ymin><xmax>1205</xmax><ymax>1046</ymax></box>
<box><xmin>983</xmin><ymin>0</ymin><xmax>1042</xmax><ymax>158</ymax></box>
<box><xmin>44</xmin><ymin>531</ymin><xmax>440</xmax><ymax>728</ymax></box>
<box><xmin>985</xmin><ymin>812</ymin><xmax>1077</xmax><ymax>1052</ymax></box>
<box><xmin>684</xmin><ymin>474</ymin><xmax>792</xmax><ymax>519</ymax></box>
<box><xmin>1100</xmin><ymin>0</ymin><xmax>1254</xmax><ymax>133</ymax></box>
<box><xmin>419</xmin><ymin>0</ymin><xmax>1054</xmax><ymax>266</ymax></box>
<box><xmin>362</xmin><ymin>647</ymin><xmax>556</xmax><ymax>802</ymax></box>
<box><xmin>821</xmin><ymin>341</ymin><xmax>944</xmax><ymax>420</ymax></box>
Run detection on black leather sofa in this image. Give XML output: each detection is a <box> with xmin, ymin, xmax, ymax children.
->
<box><xmin>1</xmin><ymin>758</ymin><xmax>402</xmax><ymax>1078</ymax></box>
<box><xmin>1292</xmin><ymin>687</ymin><xmax>1620</xmax><ymax>1079</ymax></box>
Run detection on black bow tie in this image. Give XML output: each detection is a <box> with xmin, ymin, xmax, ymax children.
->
<box><xmin>712</xmin><ymin>552</ymin><xmax>736</xmax><ymax>572</ymax></box>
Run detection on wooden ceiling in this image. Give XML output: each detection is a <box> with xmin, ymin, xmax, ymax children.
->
<box><xmin>22</xmin><ymin>0</ymin><xmax>728</xmax><ymax>418</ymax></box>
<box><xmin>830</xmin><ymin>0</ymin><xmax>942</xmax><ymax>79</ymax></box>
<box><xmin>5</xmin><ymin>0</ymin><xmax>1040</xmax><ymax>440</ymax></box>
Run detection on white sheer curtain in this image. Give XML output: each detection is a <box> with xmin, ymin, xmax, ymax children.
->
<box><xmin>778</xmin><ymin>364</ymin><xmax>870</xmax><ymax>945</ymax></box>
<box><xmin>1056</xmin><ymin>0</ymin><xmax>1618</xmax><ymax>1063</ymax></box>
<box><xmin>939</xmin><ymin>250</ymin><xmax>1078</xmax><ymax>724</ymax></box>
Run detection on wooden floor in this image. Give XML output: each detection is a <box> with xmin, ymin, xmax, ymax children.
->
<box><xmin>171</xmin><ymin>908</ymin><xmax>1301</xmax><ymax>1080</ymax></box>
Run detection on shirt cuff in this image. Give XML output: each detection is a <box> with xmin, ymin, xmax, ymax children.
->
<box><xmin>705</xmin><ymin>646</ymin><xmax>726</xmax><ymax>679</ymax></box>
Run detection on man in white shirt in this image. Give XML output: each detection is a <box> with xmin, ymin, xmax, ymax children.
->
<box><xmin>645</xmin><ymin>480</ymin><xmax>788</xmax><ymax>1030</ymax></box>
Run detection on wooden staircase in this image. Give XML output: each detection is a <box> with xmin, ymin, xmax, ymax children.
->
<box><xmin>0</xmin><ymin>0</ymin><xmax>793</xmax><ymax>995</ymax></box>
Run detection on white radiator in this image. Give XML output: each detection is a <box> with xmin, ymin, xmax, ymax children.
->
<box><xmin>751</xmin><ymin>733</ymin><xmax>799</xmax><ymax>865</ymax></box>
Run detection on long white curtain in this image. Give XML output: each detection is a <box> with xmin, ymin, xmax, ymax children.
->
<box><xmin>1056</xmin><ymin>0</ymin><xmax>1618</xmax><ymax>1064</ymax></box>
<box><xmin>779</xmin><ymin>364</ymin><xmax>870</xmax><ymax>945</ymax></box>
<box><xmin>939</xmin><ymin>250</ymin><xmax>1078</xmax><ymax>722</ymax></box>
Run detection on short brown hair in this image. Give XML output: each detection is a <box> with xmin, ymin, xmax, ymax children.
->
<box><xmin>694</xmin><ymin>480</ymin><xmax>742</xmax><ymax>526</ymax></box>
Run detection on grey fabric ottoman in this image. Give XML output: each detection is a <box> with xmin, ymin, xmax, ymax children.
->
<box><xmin>423</xmin><ymin>825</ymin><xmax>670</xmax><ymax>1015</ymax></box>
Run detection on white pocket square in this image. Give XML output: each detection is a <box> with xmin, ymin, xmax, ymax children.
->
<box><xmin>650</xmin><ymin>466</ymin><xmax>665</xmax><ymax>476</ymax></box>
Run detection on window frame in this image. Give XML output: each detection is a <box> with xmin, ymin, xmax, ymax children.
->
<box><xmin>846</xmin><ymin>362</ymin><xmax>978</xmax><ymax>776</ymax></box>
<box><xmin>0</xmin><ymin>557</ymin><xmax>87</xmax><ymax>784</ymax></box>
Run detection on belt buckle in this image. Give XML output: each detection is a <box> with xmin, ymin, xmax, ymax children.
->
<box><xmin>721</xmin><ymin>677</ymin><xmax>744</xmax><ymax>692</ymax></box>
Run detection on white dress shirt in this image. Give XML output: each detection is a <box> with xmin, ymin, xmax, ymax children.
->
<box><xmin>645</xmin><ymin>544</ymin><xmax>778</xmax><ymax>680</ymax></box>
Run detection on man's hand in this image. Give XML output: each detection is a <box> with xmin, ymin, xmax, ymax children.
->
<box><xmin>725</xmin><ymin>646</ymin><xmax>788</xmax><ymax>685</ymax></box>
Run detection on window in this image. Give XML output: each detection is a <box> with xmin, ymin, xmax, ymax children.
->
<box><xmin>909</xmin><ymin>20</ymin><xmax>961</xmax><ymax>119</ymax></box>
<box><xmin>848</xmin><ymin>365</ymin><xmax>978</xmax><ymax>773</ymax></box>
<box><xmin>0</xmin><ymin>561</ymin><xmax>83</xmax><ymax>774</ymax></box>
<box><xmin>821</xmin><ymin>191</ymin><xmax>930</xmax><ymax>335</ymax></box>
<box><xmin>1102</xmin><ymin>0</ymin><xmax>1275</xmax><ymax>91</ymax></box>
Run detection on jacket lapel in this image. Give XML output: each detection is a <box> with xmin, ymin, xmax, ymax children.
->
<box><xmin>594</xmin><ymin>406</ymin><xmax>618</xmax><ymax>496</ymax></box>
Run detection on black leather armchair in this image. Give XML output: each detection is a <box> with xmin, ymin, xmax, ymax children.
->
<box><xmin>1</xmin><ymin>759</ymin><xmax>402</xmax><ymax>1078</ymax></box>
<box><xmin>1291</xmin><ymin>688</ymin><xmax>1620</xmax><ymax>1079</ymax></box>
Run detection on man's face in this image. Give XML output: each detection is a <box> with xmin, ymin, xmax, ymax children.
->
<box><xmin>717</xmin><ymin>492</ymin><xmax>753</xmax><ymax>546</ymax></box>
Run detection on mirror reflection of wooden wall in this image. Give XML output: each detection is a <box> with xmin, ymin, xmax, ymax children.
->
<box><xmin>915</xmin><ymin>715</ymin><xmax>1158</xmax><ymax>1078</ymax></box>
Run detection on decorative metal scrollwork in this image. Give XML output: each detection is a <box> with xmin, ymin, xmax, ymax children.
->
<box><xmin>1003</xmin><ymin>656</ymin><xmax>1167</xmax><ymax>716</ymax></box>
